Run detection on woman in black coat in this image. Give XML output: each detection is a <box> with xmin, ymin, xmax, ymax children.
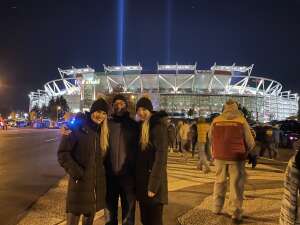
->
<box><xmin>135</xmin><ymin>97</ymin><xmax>169</xmax><ymax>225</ymax></box>
<box><xmin>58</xmin><ymin>98</ymin><xmax>109</xmax><ymax>225</ymax></box>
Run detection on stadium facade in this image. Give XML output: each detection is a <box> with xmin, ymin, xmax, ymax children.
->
<box><xmin>28</xmin><ymin>63</ymin><xmax>299</xmax><ymax>122</ymax></box>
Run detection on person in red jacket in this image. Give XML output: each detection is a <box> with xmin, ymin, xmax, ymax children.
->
<box><xmin>208</xmin><ymin>99</ymin><xmax>255</xmax><ymax>224</ymax></box>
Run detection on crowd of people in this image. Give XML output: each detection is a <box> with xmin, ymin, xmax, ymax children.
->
<box><xmin>56</xmin><ymin>94</ymin><xmax>300</xmax><ymax>225</ymax></box>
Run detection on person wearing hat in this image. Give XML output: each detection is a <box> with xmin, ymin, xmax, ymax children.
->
<box><xmin>57</xmin><ymin>98</ymin><xmax>109</xmax><ymax>225</ymax></box>
<box><xmin>104</xmin><ymin>94</ymin><xmax>139</xmax><ymax>225</ymax></box>
<box><xmin>135</xmin><ymin>97</ymin><xmax>168</xmax><ymax>225</ymax></box>
<box><xmin>208</xmin><ymin>99</ymin><xmax>255</xmax><ymax>223</ymax></box>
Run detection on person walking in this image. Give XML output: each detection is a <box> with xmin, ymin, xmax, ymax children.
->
<box><xmin>135</xmin><ymin>97</ymin><xmax>168</xmax><ymax>225</ymax></box>
<box><xmin>189</xmin><ymin>121</ymin><xmax>198</xmax><ymax>158</ymax></box>
<box><xmin>272</xmin><ymin>124</ymin><xmax>281</xmax><ymax>159</ymax></box>
<box><xmin>104</xmin><ymin>94</ymin><xmax>139</xmax><ymax>225</ymax></box>
<box><xmin>196</xmin><ymin>117</ymin><xmax>211</xmax><ymax>173</ymax></box>
<box><xmin>260</xmin><ymin>124</ymin><xmax>275</xmax><ymax>159</ymax></box>
<box><xmin>57</xmin><ymin>98</ymin><xmax>109</xmax><ymax>225</ymax></box>
<box><xmin>176</xmin><ymin>121</ymin><xmax>183</xmax><ymax>152</ymax></box>
<box><xmin>167</xmin><ymin>120</ymin><xmax>176</xmax><ymax>153</ymax></box>
<box><xmin>209</xmin><ymin>99</ymin><xmax>255</xmax><ymax>223</ymax></box>
<box><xmin>178</xmin><ymin>120</ymin><xmax>190</xmax><ymax>161</ymax></box>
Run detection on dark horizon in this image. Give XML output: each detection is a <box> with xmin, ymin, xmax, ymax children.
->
<box><xmin>0</xmin><ymin>0</ymin><xmax>300</xmax><ymax>111</ymax></box>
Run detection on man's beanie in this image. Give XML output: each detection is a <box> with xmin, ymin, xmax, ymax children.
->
<box><xmin>112</xmin><ymin>94</ymin><xmax>128</xmax><ymax>106</ymax></box>
<box><xmin>90</xmin><ymin>98</ymin><xmax>109</xmax><ymax>114</ymax></box>
<box><xmin>136</xmin><ymin>97</ymin><xmax>153</xmax><ymax>112</ymax></box>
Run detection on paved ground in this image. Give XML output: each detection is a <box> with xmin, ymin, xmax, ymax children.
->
<box><xmin>17</xmin><ymin>146</ymin><xmax>294</xmax><ymax>225</ymax></box>
<box><xmin>0</xmin><ymin>128</ymin><xmax>65</xmax><ymax>225</ymax></box>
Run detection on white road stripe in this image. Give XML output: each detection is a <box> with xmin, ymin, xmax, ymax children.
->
<box><xmin>45</xmin><ymin>138</ymin><xmax>58</xmax><ymax>143</ymax></box>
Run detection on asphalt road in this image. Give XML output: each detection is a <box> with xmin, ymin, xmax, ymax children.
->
<box><xmin>0</xmin><ymin>128</ymin><xmax>65</xmax><ymax>225</ymax></box>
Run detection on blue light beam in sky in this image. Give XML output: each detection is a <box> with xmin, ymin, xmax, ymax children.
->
<box><xmin>165</xmin><ymin>0</ymin><xmax>172</xmax><ymax>64</ymax></box>
<box><xmin>117</xmin><ymin>0</ymin><xmax>125</xmax><ymax>65</ymax></box>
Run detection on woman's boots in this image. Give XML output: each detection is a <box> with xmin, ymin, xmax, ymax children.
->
<box><xmin>66</xmin><ymin>213</ymin><xmax>95</xmax><ymax>225</ymax></box>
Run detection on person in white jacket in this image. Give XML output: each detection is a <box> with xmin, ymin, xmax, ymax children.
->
<box><xmin>280</xmin><ymin>139</ymin><xmax>300</xmax><ymax>225</ymax></box>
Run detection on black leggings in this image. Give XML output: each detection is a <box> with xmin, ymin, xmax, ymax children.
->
<box><xmin>66</xmin><ymin>213</ymin><xmax>95</xmax><ymax>225</ymax></box>
<box><xmin>139</xmin><ymin>202</ymin><xmax>163</xmax><ymax>225</ymax></box>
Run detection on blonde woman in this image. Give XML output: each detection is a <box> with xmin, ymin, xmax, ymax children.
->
<box><xmin>135</xmin><ymin>97</ymin><xmax>168</xmax><ymax>225</ymax></box>
<box><xmin>58</xmin><ymin>98</ymin><xmax>109</xmax><ymax>225</ymax></box>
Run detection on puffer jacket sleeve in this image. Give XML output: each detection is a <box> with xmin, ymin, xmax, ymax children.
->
<box><xmin>57</xmin><ymin>132</ymin><xmax>84</xmax><ymax>181</ymax></box>
<box><xmin>242</xmin><ymin>118</ymin><xmax>255</xmax><ymax>151</ymax></box>
<box><xmin>207</xmin><ymin>120</ymin><xmax>215</xmax><ymax>143</ymax></box>
<box><xmin>148</xmin><ymin>121</ymin><xmax>168</xmax><ymax>194</ymax></box>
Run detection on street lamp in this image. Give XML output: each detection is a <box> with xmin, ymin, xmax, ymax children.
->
<box><xmin>57</xmin><ymin>106</ymin><xmax>61</xmax><ymax>122</ymax></box>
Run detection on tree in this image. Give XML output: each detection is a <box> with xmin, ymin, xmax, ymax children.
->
<box><xmin>10</xmin><ymin>111</ymin><xmax>17</xmax><ymax>120</ymax></box>
<box><xmin>30</xmin><ymin>104</ymin><xmax>42</xmax><ymax>118</ymax></box>
<box><xmin>47</xmin><ymin>96</ymin><xmax>70</xmax><ymax>121</ymax></box>
<box><xmin>29</xmin><ymin>111</ymin><xmax>37</xmax><ymax>121</ymax></box>
<box><xmin>41</xmin><ymin>104</ymin><xmax>49</xmax><ymax>118</ymax></box>
<box><xmin>56</xmin><ymin>96</ymin><xmax>70</xmax><ymax>113</ymax></box>
<box><xmin>48</xmin><ymin>97</ymin><xmax>58</xmax><ymax>121</ymax></box>
<box><xmin>187</xmin><ymin>108</ymin><xmax>194</xmax><ymax>118</ymax></box>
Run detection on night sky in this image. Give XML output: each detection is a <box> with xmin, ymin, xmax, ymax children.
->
<box><xmin>0</xmin><ymin>0</ymin><xmax>300</xmax><ymax>111</ymax></box>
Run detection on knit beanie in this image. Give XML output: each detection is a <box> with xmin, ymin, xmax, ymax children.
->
<box><xmin>90</xmin><ymin>98</ymin><xmax>109</xmax><ymax>114</ymax></box>
<box><xmin>136</xmin><ymin>97</ymin><xmax>153</xmax><ymax>112</ymax></box>
<box><xmin>112</xmin><ymin>94</ymin><xmax>128</xmax><ymax>106</ymax></box>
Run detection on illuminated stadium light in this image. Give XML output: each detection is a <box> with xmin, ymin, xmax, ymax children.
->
<box><xmin>211</xmin><ymin>63</ymin><xmax>254</xmax><ymax>76</ymax></box>
<box><xmin>58</xmin><ymin>66</ymin><xmax>95</xmax><ymax>78</ymax></box>
<box><xmin>157</xmin><ymin>63</ymin><xmax>197</xmax><ymax>71</ymax></box>
<box><xmin>103</xmin><ymin>64</ymin><xmax>143</xmax><ymax>72</ymax></box>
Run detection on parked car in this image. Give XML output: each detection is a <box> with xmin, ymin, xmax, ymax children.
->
<box><xmin>279</xmin><ymin>120</ymin><xmax>300</xmax><ymax>148</ymax></box>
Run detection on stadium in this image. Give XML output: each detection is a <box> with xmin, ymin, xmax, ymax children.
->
<box><xmin>28</xmin><ymin>63</ymin><xmax>298</xmax><ymax>122</ymax></box>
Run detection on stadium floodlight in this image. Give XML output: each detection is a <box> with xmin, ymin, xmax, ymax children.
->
<box><xmin>58</xmin><ymin>66</ymin><xmax>95</xmax><ymax>78</ymax></box>
<box><xmin>157</xmin><ymin>63</ymin><xmax>197</xmax><ymax>71</ymax></box>
<box><xmin>103</xmin><ymin>64</ymin><xmax>143</xmax><ymax>72</ymax></box>
<box><xmin>211</xmin><ymin>63</ymin><xmax>254</xmax><ymax>75</ymax></box>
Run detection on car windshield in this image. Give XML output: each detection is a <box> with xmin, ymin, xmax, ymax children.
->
<box><xmin>280</xmin><ymin>121</ymin><xmax>300</xmax><ymax>133</ymax></box>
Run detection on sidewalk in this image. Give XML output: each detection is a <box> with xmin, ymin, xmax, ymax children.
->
<box><xmin>18</xmin><ymin>152</ymin><xmax>288</xmax><ymax>225</ymax></box>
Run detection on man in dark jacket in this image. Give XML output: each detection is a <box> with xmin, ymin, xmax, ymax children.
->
<box><xmin>105</xmin><ymin>94</ymin><xmax>139</xmax><ymax>225</ymax></box>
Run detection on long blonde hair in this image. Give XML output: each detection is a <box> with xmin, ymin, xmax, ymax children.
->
<box><xmin>140</xmin><ymin>110</ymin><xmax>151</xmax><ymax>151</ymax></box>
<box><xmin>100</xmin><ymin>117</ymin><xmax>109</xmax><ymax>154</ymax></box>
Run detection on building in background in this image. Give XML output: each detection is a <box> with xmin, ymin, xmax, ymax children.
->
<box><xmin>28</xmin><ymin>63</ymin><xmax>298</xmax><ymax>122</ymax></box>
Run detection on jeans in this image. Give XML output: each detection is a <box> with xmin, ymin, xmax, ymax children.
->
<box><xmin>197</xmin><ymin>142</ymin><xmax>210</xmax><ymax>172</ymax></box>
<box><xmin>213</xmin><ymin>160</ymin><xmax>246</xmax><ymax>218</ymax></box>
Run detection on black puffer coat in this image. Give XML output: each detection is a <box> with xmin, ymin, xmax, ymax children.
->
<box><xmin>57</xmin><ymin>114</ymin><xmax>106</xmax><ymax>214</ymax></box>
<box><xmin>104</xmin><ymin>112</ymin><xmax>139</xmax><ymax>176</ymax></box>
<box><xmin>136</xmin><ymin>111</ymin><xmax>169</xmax><ymax>205</ymax></box>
